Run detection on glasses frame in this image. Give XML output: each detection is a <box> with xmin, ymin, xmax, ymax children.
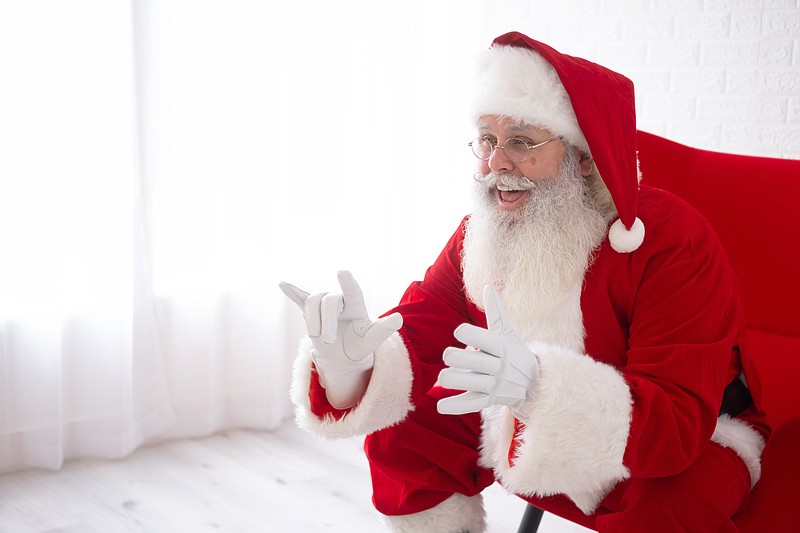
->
<box><xmin>468</xmin><ymin>136</ymin><xmax>556</xmax><ymax>163</ymax></box>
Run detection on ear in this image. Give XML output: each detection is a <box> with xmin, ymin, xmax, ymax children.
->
<box><xmin>578</xmin><ymin>151</ymin><xmax>594</xmax><ymax>177</ymax></box>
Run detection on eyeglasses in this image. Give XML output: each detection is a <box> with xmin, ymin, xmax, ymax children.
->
<box><xmin>468</xmin><ymin>136</ymin><xmax>556</xmax><ymax>163</ymax></box>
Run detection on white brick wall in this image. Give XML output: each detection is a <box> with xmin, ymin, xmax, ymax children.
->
<box><xmin>478</xmin><ymin>0</ymin><xmax>800</xmax><ymax>158</ymax></box>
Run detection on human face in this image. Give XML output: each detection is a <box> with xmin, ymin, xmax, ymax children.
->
<box><xmin>463</xmin><ymin>145</ymin><xmax>609</xmax><ymax>341</ymax></box>
<box><xmin>475</xmin><ymin>115</ymin><xmax>566</xmax><ymax>212</ymax></box>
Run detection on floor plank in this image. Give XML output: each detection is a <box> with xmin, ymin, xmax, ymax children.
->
<box><xmin>0</xmin><ymin>421</ymin><xmax>590</xmax><ymax>532</ymax></box>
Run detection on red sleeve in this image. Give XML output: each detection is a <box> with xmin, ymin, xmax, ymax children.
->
<box><xmin>621</xmin><ymin>194</ymin><xmax>760</xmax><ymax>477</ymax></box>
<box><xmin>308</xmin><ymin>365</ymin><xmax>352</xmax><ymax>421</ymax></box>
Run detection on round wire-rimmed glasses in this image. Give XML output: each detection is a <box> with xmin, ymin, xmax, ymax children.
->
<box><xmin>468</xmin><ymin>137</ymin><xmax>556</xmax><ymax>163</ymax></box>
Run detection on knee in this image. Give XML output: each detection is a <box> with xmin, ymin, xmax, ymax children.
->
<box><xmin>598</xmin><ymin>465</ymin><xmax>748</xmax><ymax>532</ymax></box>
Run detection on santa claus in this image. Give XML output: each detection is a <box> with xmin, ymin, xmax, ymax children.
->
<box><xmin>280</xmin><ymin>32</ymin><xmax>768</xmax><ymax>532</ymax></box>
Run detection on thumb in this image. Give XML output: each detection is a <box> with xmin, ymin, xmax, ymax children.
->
<box><xmin>363</xmin><ymin>313</ymin><xmax>403</xmax><ymax>345</ymax></box>
<box><xmin>483</xmin><ymin>285</ymin><xmax>515</xmax><ymax>337</ymax></box>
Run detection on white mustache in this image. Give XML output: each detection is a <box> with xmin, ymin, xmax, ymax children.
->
<box><xmin>473</xmin><ymin>172</ymin><xmax>536</xmax><ymax>191</ymax></box>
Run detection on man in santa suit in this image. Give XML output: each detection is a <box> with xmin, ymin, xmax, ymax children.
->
<box><xmin>280</xmin><ymin>32</ymin><xmax>769</xmax><ymax>532</ymax></box>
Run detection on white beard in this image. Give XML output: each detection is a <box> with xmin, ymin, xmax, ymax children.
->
<box><xmin>462</xmin><ymin>151</ymin><xmax>609</xmax><ymax>352</ymax></box>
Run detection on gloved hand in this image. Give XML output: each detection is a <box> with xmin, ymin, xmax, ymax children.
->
<box><xmin>279</xmin><ymin>270</ymin><xmax>403</xmax><ymax>409</ymax></box>
<box><xmin>437</xmin><ymin>285</ymin><xmax>540</xmax><ymax>419</ymax></box>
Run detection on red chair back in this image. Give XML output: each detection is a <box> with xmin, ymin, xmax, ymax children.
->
<box><xmin>636</xmin><ymin>131</ymin><xmax>800</xmax><ymax>430</ymax></box>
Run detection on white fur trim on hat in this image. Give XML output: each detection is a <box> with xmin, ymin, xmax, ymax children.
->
<box><xmin>609</xmin><ymin>217</ymin><xmax>645</xmax><ymax>253</ymax></box>
<box><xmin>290</xmin><ymin>332</ymin><xmax>414</xmax><ymax>438</ymax></box>
<box><xmin>471</xmin><ymin>45</ymin><xmax>589</xmax><ymax>154</ymax></box>
<box><xmin>380</xmin><ymin>493</ymin><xmax>486</xmax><ymax>533</ymax></box>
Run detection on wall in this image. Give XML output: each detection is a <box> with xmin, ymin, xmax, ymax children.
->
<box><xmin>476</xmin><ymin>0</ymin><xmax>800</xmax><ymax>159</ymax></box>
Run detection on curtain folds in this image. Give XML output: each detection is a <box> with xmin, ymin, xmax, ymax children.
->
<box><xmin>0</xmin><ymin>0</ymin><xmax>478</xmax><ymax>473</ymax></box>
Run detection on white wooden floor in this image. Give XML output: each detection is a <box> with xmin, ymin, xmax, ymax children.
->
<box><xmin>0</xmin><ymin>420</ymin><xmax>591</xmax><ymax>532</ymax></box>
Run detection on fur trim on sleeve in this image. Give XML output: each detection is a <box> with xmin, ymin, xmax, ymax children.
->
<box><xmin>380</xmin><ymin>493</ymin><xmax>486</xmax><ymax>533</ymax></box>
<box><xmin>290</xmin><ymin>332</ymin><xmax>414</xmax><ymax>438</ymax></box>
<box><xmin>480</xmin><ymin>341</ymin><xmax>633</xmax><ymax>515</ymax></box>
<box><xmin>711</xmin><ymin>414</ymin><xmax>765</xmax><ymax>488</ymax></box>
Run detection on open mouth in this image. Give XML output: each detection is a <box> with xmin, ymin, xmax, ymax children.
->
<box><xmin>496</xmin><ymin>183</ymin><xmax>528</xmax><ymax>207</ymax></box>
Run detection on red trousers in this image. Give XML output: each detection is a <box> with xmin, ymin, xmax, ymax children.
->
<box><xmin>365</xmin><ymin>387</ymin><xmax>752</xmax><ymax>532</ymax></box>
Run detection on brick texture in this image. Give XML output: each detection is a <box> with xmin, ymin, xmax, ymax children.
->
<box><xmin>478</xmin><ymin>0</ymin><xmax>800</xmax><ymax>158</ymax></box>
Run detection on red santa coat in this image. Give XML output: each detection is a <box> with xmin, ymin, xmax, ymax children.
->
<box><xmin>291</xmin><ymin>184</ymin><xmax>768</xmax><ymax>523</ymax></box>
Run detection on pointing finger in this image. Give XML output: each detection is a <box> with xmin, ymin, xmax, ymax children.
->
<box><xmin>453</xmin><ymin>323</ymin><xmax>505</xmax><ymax>358</ymax></box>
<box><xmin>336</xmin><ymin>270</ymin><xmax>361</xmax><ymax>294</ymax></box>
<box><xmin>337</xmin><ymin>270</ymin><xmax>369</xmax><ymax>322</ymax></box>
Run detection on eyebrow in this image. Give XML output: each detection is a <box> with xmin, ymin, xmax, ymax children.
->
<box><xmin>508</xmin><ymin>121</ymin><xmax>536</xmax><ymax>133</ymax></box>
<box><xmin>477</xmin><ymin>120</ymin><xmax>537</xmax><ymax>134</ymax></box>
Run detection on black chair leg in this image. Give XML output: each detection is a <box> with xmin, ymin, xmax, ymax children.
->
<box><xmin>517</xmin><ymin>504</ymin><xmax>544</xmax><ymax>533</ymax></box>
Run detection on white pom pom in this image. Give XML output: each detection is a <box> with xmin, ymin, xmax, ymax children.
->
<box><xmin>609</xmin><ymin>217</ymin><xmax>645</xmax><ymax>253</ymax></box>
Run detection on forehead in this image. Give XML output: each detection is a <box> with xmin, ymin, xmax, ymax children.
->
<box><xmin>477</xmin><ymin>115</ymin><xmax>549</xmax><ymax>137</ymax></box>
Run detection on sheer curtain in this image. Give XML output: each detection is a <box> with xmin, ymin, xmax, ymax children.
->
<box><xmin>0</xmin><ymin>0</ymin><xmax>480</xmax><ymax>472</ymax></box>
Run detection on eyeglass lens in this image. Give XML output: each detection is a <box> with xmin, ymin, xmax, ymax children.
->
<box><xmin>471</xmin><ymin>138</ymin><xmax>531</xmax><ymax>162</ymax></box>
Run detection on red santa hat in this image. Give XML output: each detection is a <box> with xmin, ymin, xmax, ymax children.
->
<box><xmin>472</xmin><ymin>31</ymin><xmax>645</xmax><ymax>253</ymax></box>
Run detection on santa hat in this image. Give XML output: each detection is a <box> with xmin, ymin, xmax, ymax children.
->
<box><xmin>472</xmin><ymin>31</ymin><xmax>645</xmax><ymax>253</ymax></box>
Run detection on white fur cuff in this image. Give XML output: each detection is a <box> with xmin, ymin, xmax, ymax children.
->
<box><xmin>381</xmin><ymin>493</ymin><xmax>486</xmax><ymax>533</ymax></box>
<box><xmin>481</xmin><ymin>342</ymin><xmax>633</xmax><ymax>514</ymax></box>
<box><xmin>290</xmin><ymin>332</ymin><xmax>414</xmax><ymax>438</ymax></box>
<box><xmin>711</xmin><ymin>414</ymin><xmax>765</xmax><ymax>488</ymax></box>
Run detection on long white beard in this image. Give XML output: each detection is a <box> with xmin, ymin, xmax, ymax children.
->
<box><xmin>462</xmin><ymin>151</ymin><xmax>608</xmax><ymax>350</ymax></box>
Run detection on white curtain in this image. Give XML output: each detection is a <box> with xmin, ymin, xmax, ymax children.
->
<box><xmin>0</xmin><ymin>0</ymin><xmax>480</xmax><ymax>472</ymax></box>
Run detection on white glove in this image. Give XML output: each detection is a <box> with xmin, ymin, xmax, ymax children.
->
<box><xmin>279</xmin><ymin>271</ymin><xmax>403</xmax><ymax>409</ymax></box>
<box><xmin>437</xmin><ymin>285</ymin><xmax>540</xmax><ymax>419</ymax></box>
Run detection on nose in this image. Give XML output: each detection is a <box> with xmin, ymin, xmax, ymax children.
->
<box><xmin>487</xmin><ymin>144</ymin><xmax>514</xmax><ymax>173</ymax></box>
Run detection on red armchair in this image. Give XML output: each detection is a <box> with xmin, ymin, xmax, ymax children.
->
<box><xmin>636</xmin><ymin>131</ymin><xmax>800</xmax><ymax>532</ymax></box>
<box><xmin>518</xmin><ymin>132</ymin><xmax>800</xmax><ymax>532</ymax></box>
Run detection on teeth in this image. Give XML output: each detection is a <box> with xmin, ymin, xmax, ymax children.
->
<box><xmin>497</xmin><ymin>184</ymin><xmax>520</xmax><ymax>192</ymax></box>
